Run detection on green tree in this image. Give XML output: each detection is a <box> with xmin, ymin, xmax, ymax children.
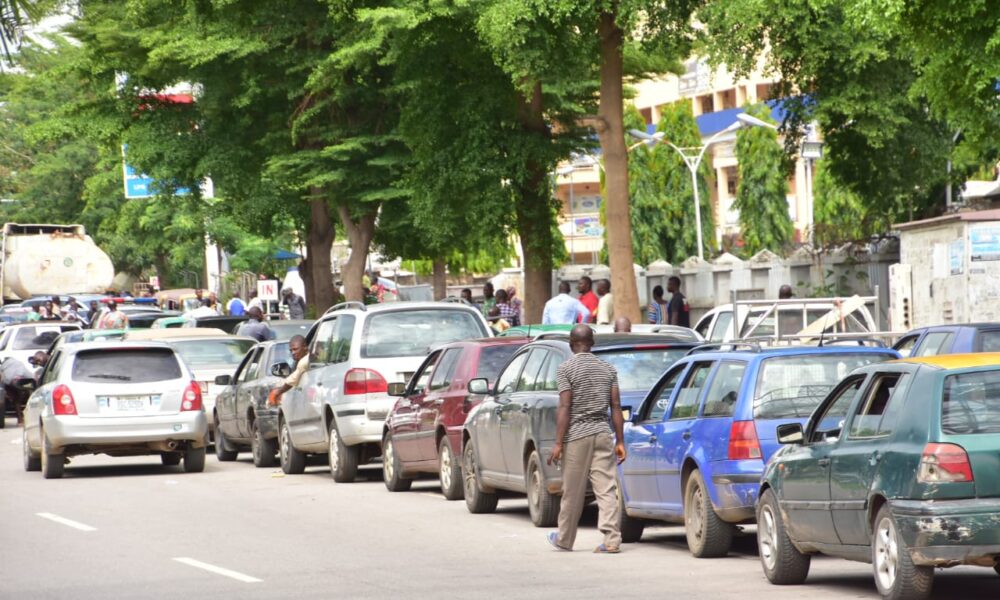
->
<box><xmin>734</xmin><ymin>104</ymin><xmax>793</xmax><ymax>255</ymax></box>
<box><xmin>812</xmin><ymin>159</ymin><xmax>887</xmax><ymax>247</ymax></box>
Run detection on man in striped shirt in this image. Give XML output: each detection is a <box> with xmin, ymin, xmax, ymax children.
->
<box><xmin>547</xmin><ymin>325</ymin><xmax>627</xmax><ymax>553</ymax></box>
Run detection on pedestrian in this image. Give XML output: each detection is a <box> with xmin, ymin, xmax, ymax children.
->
<box><xmin>87</xmin><ymin>300</ymin><xmax>102</xmax><ymax>329</ymax></box>
<box><xmin>778</xmin><ymin>284</ymin><xmax>794</xmax><ymax>299</ymax></box>
<box><xmin>227</xmin><ymin>292</ymin><xmax>246</xmax><ymax>317</ymax></box>
<box><xmin>542</xmin><ymin>282</ymin><xmax>592</xmax><ymax>325</ymax></box>
<box><xmin>50</xmin><ymin>296</ymin><xmax>63</xmax><ymax>316</ymax></box>
<box><xmin>613</xmin><ymin>317</ymin><xmax>632</xmax><ymax>333</ymax></box>
<box><xmin>247</xmin><ymin>290</ymin><xmax>263</xmax><ymax>312</ymax></box>
<box><xmin>487</xmin><ymin>306</ymin><xmax>511</xmax><ymax>333</ymax></box>
<box><xmin>577</xmin><ymin>276</ymin><xmax>598</xmax><ymax>323</ymax></box>
<box><xmin>186</xmin><ymin>298</ymin><xmax>220</xmax><ymax>320</ymax></box>
<box><xmin>647</xmin><ymin>285</ymin><xmax>668</xmax><ymax>324</ymax></box>
<box><xmin>41</xmin><ymin>301</ymin><xmax>60</xmax><ymax>321</ymax></box>
<box><xmin>236</xmin><ymin>307</ymin><xmax>275</xmax><ymax>342</ymax></box>
<box><xmin>460</xmin><ymin>288</ymin><xmax>473</xmax><ymax>305</ymax></box>
<box><xmin>494</xmin><ymin>289</ymin><xmax>520</xmax><ymax>327</ymax></box>
<box><xmin>507</xmin><ymin>287</ymin><xmax>523</xmax><ymax>323</ymax></box>
<box><xmin>26</xmin><ymin>305</ymin><xmax>41</xmax><ymax>322</ymax></box>
<box><xmin>1</xmin><ymin>356</ymin><xmax>35</xmax><ymax>425</ymax></box>
<box><xmin>666</xmin><ymin>276</ymin><xmax>690</xmax><ymax>327</ymax></box>
<box><xmin>195</xmin><ymin>288</ymin><xmax>204</xmax><ymax>303</ymax></box>
<box><xmin>596</xmin><ymin>279</ymin><xmax>613</xmax><ymax>325</ymax></box>
<box><xmin>546</xmin><ymin>325</ymin><xmax>626</xmax><ymax>553</ymax></box>
<box><xmin>97</xmin><ymin>300</ymin><xmax>129</xmax><ymax>330</ymax></box>
<box><xmin>268</xmin><ymin>335</ymin><xmax>309</xmax><ymax>406</ymax></box>
<box><xmin>480</xmin><ymin>282</ymin><xmax>496</xmax><ymax>317</ymax></box>
<box><xmin>281</xmin><ymin>287</ymin><xmax>307</xmax><ymax>320</ymax></box>
<box><xmin>208</xmin><ymin>291</ymin><xmax>220</xmax><ymax>311</ymax></box>
<box><xmin>28</xmin><ymin>351</ymin><xmax>48</xmax><ymax>370</ymax></box>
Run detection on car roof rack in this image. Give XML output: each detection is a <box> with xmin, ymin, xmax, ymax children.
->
<box><xmin>685</xmin><ymin>342</ymin><xmax>761</xmax><ymax>356</ymax></box>
<box><xmin>323</xmin><ymin>301</ymin><xmax>367</xmax><ymax>316</ymax></box>
<box><xmin>817</xmin><ymin>337</ymin><xmax>887</xmax><ymax>348</ymax></box>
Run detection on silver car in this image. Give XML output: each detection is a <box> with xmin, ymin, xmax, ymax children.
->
<box><xmin>21</xmin><ymin>342</ymin><xmax>210</xmax><ymax>479</ymax></box>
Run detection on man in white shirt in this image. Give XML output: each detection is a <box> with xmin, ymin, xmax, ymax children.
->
<box><xmin>596</xmin><ymin>279</ymin><xmax>614</xmax><ymax>325</ymax></box>
<box><xmin>542</xmin><ymin>282</ymin><xmax>592</xmax><ymax>325</ymax></box>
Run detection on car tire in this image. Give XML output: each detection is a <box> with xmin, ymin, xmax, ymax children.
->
<box><xmin>757</xmin><ymin>488</ymin><xmax>810</xmax><ymax>584</ymax></box>
<box><xmin>438</xmin><ymin>437</ymin><xmax>463</xmax><ymax>501</ymax></box>
<box><xmin>872</xmin><ymin>505</ymin><xmax>933</xmax><ymax>600</ymax></box>
<box><xmin>183</xmin><ymin>446</ymin><xmax>206</xmax><ymax>473</ymax></box>
<box><xmin>382</xmin><ymin>434</ymin><xmax>412</xmax><ymax>492</ymax></box>
<box><xmin>526</xmin><ymin>451</ymin><xmax>559</xmax><ymax>527</ymax></box>
<box><xmin>279</xmin><ymin>419</ymin><xmax>306</xmax><ymax>475</ymax></box>
<box><xmin>160</xmin><ymin>452</ymin><xmax>182</xmax><ymax>467</ymax></box>
<box><xmin>251</xmin><ymin>420</ymin><xmax>277</xmax><ymax>468</ymax></box>
<box><xmin>40</xmin><ymin>428</ymin><xmax>64</xmax><ymax>479</ymax></box>
<box><xmin>463</xmin><ymin>441</ymin><xmax>498</xmax><ymax>514</ymax></box>
<box><xmin>0</xmin><ymin>395</ymin><xmax>6</xmax><ymax>429</ymax></box>
<box><xmin>23</xmin><ymin>429</ymin><xmax>41</xmax><ymax>472</ymax></box>
<box><xmin>328</xmin><ymin>421</ymin><xmax>359</xmax><ymax>483</ymax></box>
<box><xmin>619</xmin><ymin>489</ymin><xmax>645</xmax><ymax>543</ymax></box>
<box><xmin>214</xmin><ymin>424</ymin><xmax>239</xmax><ymax>462</ymax></box>
<box><xmin>684</xmin><ymin>469</ymin><xmax>734</xmax><ymax>558</ymax></box>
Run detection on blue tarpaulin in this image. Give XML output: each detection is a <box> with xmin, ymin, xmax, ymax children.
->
<box><xmin>273</xmin><ymin>249</ymin><xmax>302</xmax><ymax>260</ymax></box>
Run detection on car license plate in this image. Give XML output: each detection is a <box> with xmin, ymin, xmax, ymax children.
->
<box><xmin>114</xmin><ymin>396</ymin><xmax>150</xmax><ymax>411</ymax></box>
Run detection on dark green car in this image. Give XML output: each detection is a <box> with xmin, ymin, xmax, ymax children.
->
<box><xmin>758</xmin><ymin>353</ymin><xmax>1000</xmax><ymax>600</ymax></box>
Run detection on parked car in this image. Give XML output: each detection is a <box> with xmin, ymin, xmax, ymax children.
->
<box><xmin>893</xmin><ymin>323</ymin><xmax>1000</xmax><ymax>358</ymax></box>
<box><xmin>617</xmin><ymin>344</ymin><xmax>899</xmax><ymax>557</ymax></box>
<box><xmin>757</xmin><ymin>353</ymin><xmax>1000</xmax><ymax>600</ymax></box>
<box><xmin>182</xmin><ymin>314</ymin><xmax>248</xmax><ymax>332</ymax></box>
<box><xmin>462</xmin><ymin>334</ymin><xmax>698</xmax><ymax>526</ymax></box>
<box><xmin>382</xmin><ymin>337</ymin><xmax>529</xmax><ymax>498</ymax></box>
<box><xmin>46</xmin><ymin>329</ymin><xmax>127</xmax><ymax>356</ymax></box>
<box><xmin>694</xmin><ymin>297</ymin><xmax>879</xmax><ymax>343</ymax></box>
<box><xmin>212</xmin><ymin>340</ymin><xmax>293</xmax><ymax>467</ymax></box>
<box><xmin>21</xmin><ymin>341</ymin><xmax>210</xmax><ymax>478</ymax></box>
<box><xmin>151</xmin><ymin>316</ymin><xmax>187</xmax><ymax>329</ymax></box>
<box><xmin>279</xmin><ymin>301</ymin><xmax>492</xmax><ymax>481</ymax></box>
<box><xmin>0</xmin><ymin>322</ymin><xmax>82</xmax><ymax>369</ymax></box>
<box><xmin>268</xmin><ymin>319</ymin><xmax>314</xmax><ymax>341</ymax></box>
<box><xmin>126</xmin><ymin>310</ymin><xmax>180</xmax><ymax>329</ymax></box>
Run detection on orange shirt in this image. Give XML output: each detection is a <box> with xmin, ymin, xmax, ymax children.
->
<box><xmin>579</xmin><ymin>291</ymin><xmax>599</xmax><ymax>322</ymax></box>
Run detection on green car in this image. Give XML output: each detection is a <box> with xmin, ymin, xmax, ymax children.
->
<box><xmin>758</xmin><ymin>353</ymin><xmax>1000</xmax><ymax>600</ymax></box>
<box><xmin>496</xmin><ymin>324</ymin><xmax>573</xmax><ymax>338</ymax></box>
<box><xmin>151</xmin><ymin>316</ymin><xmax>188</xmax><ymax>329</ymax></box>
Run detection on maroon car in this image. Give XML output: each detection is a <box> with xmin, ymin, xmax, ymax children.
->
<box><xmin>383</xmin><ymin>337</ymin><xmax>529</xmax><ymax>499</ymax></box>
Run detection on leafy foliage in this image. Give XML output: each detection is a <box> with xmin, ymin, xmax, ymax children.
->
<box><xmin>734</xmin><ymin>104</ymin><xmax>793</xmax><ymax>255</ymax></box>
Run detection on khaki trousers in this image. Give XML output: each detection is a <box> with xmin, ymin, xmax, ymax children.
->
<box><xmin>556</xmin><ymin>432</ymin><xmax>621</xmax><ymax>549</ymax></box>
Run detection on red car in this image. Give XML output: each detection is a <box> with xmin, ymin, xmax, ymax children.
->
<box><xmin>383</xmin><ymin>337</ymin><xmax>528</xmax><ymax>499</ymax></box>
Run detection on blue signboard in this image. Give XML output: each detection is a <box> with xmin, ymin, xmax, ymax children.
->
<box><xmin>970</xmin><ymin>224</ymin><xmax>1000</xmax><ymax>262</ymax></box>
<box><xmin>122</xmin><ymin>145</ymin><xmax>191</xmax><ymax>199</ymax></box>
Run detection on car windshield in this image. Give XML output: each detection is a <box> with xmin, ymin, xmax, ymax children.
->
<box><xmin>942</xmin><ymin>370</ymin><xmax>1000</xmax><ymax>434</ymax></box>
<box><xmin>597</xmin><ymin>348</ymin><xmax>690</xmax><ymax>391</ymax></box>
<box><xmin>362</xmin><ymin>310</ymin><xmax>486</xmax><ymax>358</ymax></box>
<box><xmin>476</xmin><ymin>345</ymin><xmax>523</xmax><ymax>383</ymax></box>
<box><xmin>72</xmin><ymin>348</ymin><xmax>182</xmax><ymax>383</ymax></box>
<box><xmin>12</xmin><ymin>326</ymin><xmax>68</xmax><ymax>350</ymax></box>
<box><xmin>170</xmin><ymin>339</ymin><xmax>256</xmax><ymax>368</ymax></box>
<box><xmin>754</xmin><ymin>352</ymin><xmax>895</xmax><ymax>418</ymax></box>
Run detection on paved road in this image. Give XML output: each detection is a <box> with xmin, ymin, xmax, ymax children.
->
<box><xmin>2</xmin><ymin>419</ymin><xmax>998</xmax><ymax>599</ymax></box>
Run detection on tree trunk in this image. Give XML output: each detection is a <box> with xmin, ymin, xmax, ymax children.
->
<box><xmin>307</xmin><ymin>195</ymin><xmax>337</xmax><ymax>314</ymax></box>
<box><xmin>337</xmin><ymin>203</ymin><xmax>377</xmax><ymax>302</ymax></box>
<box><xmin>515</xmin><ymin>82</ymin><xmax>554</xmax><ymax>324</ymax></box>
<box><xmin>597</xmin><ymin>10</ymin><xmax>641</xmax><ymax>323</ymax></box>
<box><xmin>431</xmin><ymin>259</ymin><xmax>447</xmax><ymax>300</ymax></box>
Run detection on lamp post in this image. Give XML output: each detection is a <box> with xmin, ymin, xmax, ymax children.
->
<box><xmin>629</xmin><ymin>121</ymin><xmax>743</xmax><ymax>260</ymax></box>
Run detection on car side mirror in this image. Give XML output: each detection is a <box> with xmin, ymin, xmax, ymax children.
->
<box><xmin>387</xmin><ymin>382</ymin><xmax>407</xmax><ymax>397</ymax></box>
<box><xmin>271</xmin><ymin>363</ymin><xmax>292</xmax><ymax>378</ymax></box>
<box><xmin>214</xmin><ymin>374</ymin><xmax>232</xmax><ymax>386</ymax></box>
<box><xmin>16</xmin><ymin>378</ymin><xmax>36</xmax><ymax>393</ymax></box>
<box><xmin>467</xmin><ymin>378</ymin><xmax>490</xmax><ymax>395</ymax></box>
<box><xmin>776</xmin><ymin>423</ymin><xmax>805</xmax><ymax>445</ymax></box>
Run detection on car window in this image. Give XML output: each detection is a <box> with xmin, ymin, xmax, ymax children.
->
<box><xmin>12</xmin><ymin>325</ymin><xmax>65</xmax><ymax>351</ymax></box>
<box><xmin>893</xmin><ymin>335</ymin><xmax>919</xmax><ymax>358</ymax></box>
<box><xmin>310</xmin><ymin>318</ymin><xmax>338</xmax><ymax>364</ymax></box>
<box><xmin>709</xmin><ymin>312</ymin><xmax>732</xmax><ymax>342</ymax></box>
<box><xmin>410</xmin><ymin>351</ymin><xmax>441</xmax><ymax>394</ymax></box>
<box><xmin>538</xmin><ymin>353</ymin><xmax>562</xmax><ymax>392</ymax></box>
<box><xmin>269</xmin><ymin>343</ymin><xmax>291</xmax><ymax>375</ymax></box>
<box><xmin>596</xmin><ymin>348</ymin><xmax>689</xmax><ymax>391</ymax></box>
<box><xmin>330</xmin><ymin>315</ymin><xmax>356</xmax><ymax>363</ymax></box>
<box><xmin>72</xmin><ymin>348</ymin><xmax>182</xmax><ymax>383</ymax></box>
<box><xmin>236</xmin><ymin>349</ymin><xmax>261</xmax><ymax>384</ymax></box>
<box><xmin>170</xmin><ymin>339</ymin><xmax>256</xmax><ymax>368</ymax></box>
<box><xmin>42</xmin><ymin>351</ymin><xmax>63</xmax><ymax>386</ymax></box>
<box><xmin>979</xmin><ymin>331</ymin><xmax>1000</xmax><ymax>352</ymax></box>
<box><xmin>942</xmin><ymin>369</ymin><xmax>1000</xmax><ymax>434</ymax></box>
<box><xmin>642</xmin><ymin>365</ymin><xmax>686</xmax><ymax>422</ymax></box>
<box><xmin>810</xmin><ymin>375</ymin><xmax>865</xmax><ymax>443</ymax></box>
<box><xmin>702</xmin><ymin>361</ymin><xmax>746</xmax><ymax>418</ymax></box>
<box><xmin>495</xmin><ymin>352</ymin><xmax>528</xmax><ymax>395</ymax></box>
<box><xmin>848</xmin><ymin>373</ymin><xmax>910</xmax><ymax>439</ymax></box>
<box><xmin>915</xmin><ymin>331</ymin><xmax>954</xmax><ymax>357</ymax></box>
<box><xmin>475</xmin><ymin>345</ymin><xmax>523</xmax><ymax>384</ymax></box>
<box><xmin>517</xmin><ymin>349</ymin><xmax>549</xmax><ymax>392</ymax></box>
<box><xmin>669</xmin><ymin>362</ymin><xmax>712</xmax><ymax>420</ymax></box>
<box><xmin>362</xmin><ymin>309</ymin><xmax>487</xmax><ymax>358</ymax></box>
<box><xmin>694</xmin><ymin>315</ymin><xmax>712</xmax><ymax>339</ymax></box>
<box><xmin>430</xmin><ymin>348</ymin><xmax>462</xmax><ymax>391</ymax></box>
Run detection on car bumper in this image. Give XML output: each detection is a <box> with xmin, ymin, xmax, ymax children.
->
<box><xmin>44</xmin><ymin>412</ymin><xmax>209</xmax><ymax>451</ymax></box>
<box><xmin>335</xmin><ymin>398</ymin><xmax>394</xmax><ymax>446</ymax></box>
<box><xmin>891</xmin><ymin>498</ymin><xmax>1000</xmax><ymax>567</ymax></box>
<box><xmin>710</xmin><ymin>461</ymin><xmax>763</xmax><ymax>523</ymax></box>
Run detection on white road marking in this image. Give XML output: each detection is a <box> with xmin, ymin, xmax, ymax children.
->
<box><xmin>10</xmin><ymin>439</ymin><xmax>20</xmax><ymax>444</ymax></box>
<box><xmin>36</xmin><ymin>512</ymin><xmax>97</xmax><ymax>532</ymax></box>
<box><xmin>172</xmin><ymin>557</ymin><xmax>262</xmax><ymax>583</ymax></box>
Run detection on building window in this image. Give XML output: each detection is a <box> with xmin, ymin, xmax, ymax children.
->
<box><xmin>756</xmin><ymin>83</ymin><xmax>773</xmax><ymax>101</ymax></box>
<box><xmin>639</xmin><ymin>107</ymin><xmax>653</xmax><ymax>125</ymax></box>
<box><xmin>725</xmin><ymin>166</ymin><xmax>738</xmax><ymax>197</ymax></box>
<box><xmin>699</xmin><ymin>95</ymin><xmax>715</xmax><ymax>115</ymax></box>
<box><xmin>719</xmin><ymin>88</ymin><xmax>737</xmax><ymax>110</ymax></box>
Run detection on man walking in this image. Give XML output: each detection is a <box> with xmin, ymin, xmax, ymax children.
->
<box><xmin>577</xmin><ymin>276</ymin><xmax>598</xmax><ymax>323</ymax></box>
<box><xmin>596</xmin><ymin>279</ymin><xmax>613</xmax><ymax>325</ymax></box>
<box><xmin>282</xmin><ymin>287</ymin><xmax>307</xmax><ymax>320</ymax></box>
<box><xmin>547</xmin><ymin>325</ymin><xmax>626</xmax><ymax>553</ymax></box>
<box><xmin>237</xmin><ymin>307</ymin><xmax>275</xmax><ymax>342</ymax></box>
<box><xmin>542</xmin><ymin>282</ymin><xmax>591</xmax><ymax>325</ymax></box>
<box><xmin>666</xmin><ymin>276</ymin><xmax>690</xmax><ymax>327</ymax></box>
<box><xmin>647</xmin><ymin>285</ymin><xmax>668</xmax><ymax>324</ymax></box>
<box><xmin>480</xmin><ymin>282</ymin><xmax>496</xmax><ymax>317</ymax></box>
<box><xmin>227</xmin><ymin>292</ymin><xmax>246</xmax><ymax>316</ymax></box>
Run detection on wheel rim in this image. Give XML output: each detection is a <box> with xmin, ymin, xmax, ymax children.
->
<box><xmin>329</xmin><ymin>429</ymin><xmax>340</xmax><ymax>473</ymax></box>
<box><xmin>759</xmin><ymin>505</ymin><xmax>778</xmax><ymax>571</ymax></box>
<box><xmin>528</xmin><ymin>462</ymin><xmax>541</xmax><ymax>510</ymax></box>
<box><xmin>687</xmin><ymin>482</ymin><xmax>705</xmax><ymax>541</ymax></box>
<box><xmin>875</xmin><ymin>516</ymin><xmax>899</xmax><ymax>591</ymax></box>
<box><xmin>439</xmin><ymin>444</ymin><xmax>452</xmax><ymax>491</ymax></box>
<box><xmin>383</xmin><ymin>438</ymin><xmax>394</xmax><ymax>482</ymax></box>
<box><xmin>280</xmin><ymin>424</ymin><xmax>290</xmax><ymax>465</ymax></box>
<box><xmin>463</xmin><ymin>446</ymin><xmax>477</xmax><ymax>497</ymax></box>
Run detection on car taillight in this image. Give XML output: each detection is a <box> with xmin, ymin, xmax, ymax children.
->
<box><xmin>918</xmin><ymin>443</ymin><xmax>973</xmax><ymax>483</ymax></box>
<box><xmin>728</xmin><ymin>421</ymin><xmax>762</xmax><ymax>460</ymax></box>
<box><xmin>344</xmin><ymin>369</ymin><xmax>388</xmax><ymax>395</ymax></box>
<box><xmin>181</xmin><ymin>381</ymin><xmax>203</xmax><ymax>411</ymax></box>
<box><xmin>52</xmin><ymin>384</ymin><xmax>77</xmax><ymax>415</ymax></box>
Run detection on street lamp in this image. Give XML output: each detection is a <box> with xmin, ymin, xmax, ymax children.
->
<box><xmin>629</xmin><ymin>120</ymin><xmax>742</xmax><ymax>260</ymax></box>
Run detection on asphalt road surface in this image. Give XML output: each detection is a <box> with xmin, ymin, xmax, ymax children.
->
<box><xmin>2</xmin><ymin>418</ymin><xmax>999</xmax><ymax>599</ymax></box>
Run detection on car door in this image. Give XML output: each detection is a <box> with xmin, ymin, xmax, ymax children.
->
<box><xmin>975</xmin><ymin>329</ymin><xmax>1000</xmax><ymax>352</ymax></box>
<box><xmin>417</xmin><ymin>348</ymin><xmax>461</xmax><ymax>460</ymax></box>
<box><xmin>829</xmin><ymin>369</ymin><xmax>911</xmax><ymax>545</ymax></box>
<box><xmin>475</xmin><ymin>350</ymin><xmax>528</xmax><ymax>480</ymax></box>
<box><xmin>780</xmin><ymin>374</ymin><xmax>867</xmax><ymax>545</ymax></box>
<box><xmin>656</xmin><ymin>361</ymin><xmax>714</xmax><ymax>512</ymax></box>
<box><xmin>220</xmin><ymin>349</ymin><xmax>255</xmax><ymax>438</ymax></box>
<box><xmin>286</xmin><ymin>317</ymin><xmax>338</xmax><ymax>447</ymax></box>
<box><xmin>234</xmin><ymin>348</ymin><xmax>264</xmax><ymax>438</ymax></box>
<box><xmin>392</xmin><ymin>350</ymin><xmax>440</xmax><ymax>464</ymax></box>
<box><xmin>499</xmin><ymin>348</ymin><xmax>549</xmax><ymax>482</ymax></box>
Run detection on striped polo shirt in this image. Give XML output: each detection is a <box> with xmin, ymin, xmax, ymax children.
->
<box><xmin>556</xmin><ymin>352</ymin><xmax>619</xmax><ymax>443</ymax></box>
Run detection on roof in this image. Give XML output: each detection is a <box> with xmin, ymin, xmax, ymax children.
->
<box><xmin>896</xmin><ymin>208</ymin><xmax>1000</xmax><ymax>231</ymax></box>
<box><xmin>906</xmin><ymin>323</ymin><xmax>1000</xmax><ymax>333</ymax></box>
<box><xmin>896</xmin><ymin>353</ymin><xmax>1000</xmax><ymax>370</ymax></box>
<box><xmin>327</xmin><ymin>300</ymin><xmax>483</xmax><ymax>316</ymax></box>
<box><xmin>124</xmin><ymin>327</ymin><xmax>230</xmax><ymax>340</ymax></box>
<box><xmin>959</xmin><ymin>180</ymin><xmax>1000</xmax><ymax>200</ymax></box>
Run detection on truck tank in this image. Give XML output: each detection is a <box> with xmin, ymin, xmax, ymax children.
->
<box><xmin>2</xmin><ymin>223</ymin><xmax>115</xmax><ymax>300</ymax></box>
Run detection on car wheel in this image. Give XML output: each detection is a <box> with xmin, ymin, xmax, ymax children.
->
<box><xmin>251</xmin><ymin>420</ymin><xmax>277</xmax><ymax>468</ymax></box>
<box><xmin>872</xmin><ymin>505</ymin><xmax>933</xmax><ymax>600</ymax></box>
<box><xmin>684</xmin><ymin>469</ymin><xmax>734</xmax><ymax>557</ymax></box>
<box><xmin>279</xmin><ymin>419</ymin><xmax>306</xmax><ymax>475</ymax></box>
<box><xmin>0</xmin><ymin>395</ymin><xmax>6</xmax><ymax>429</ymax></box>
<box><xmin>381</xmin><ymin>434</ymin><xmax>412</xmax><ymax>492</ymax></box>
<box><xmin>526</xmin><ymin>450</ymin><xmax>559</xmax><ymax>527</ymax></box>
<box><xmin>757</xmin><ymin>488</ymin><xmax>810</xmax><ymax>584</ymax></box>
<box><xmin>183</xmin><ymin>446</ymin><xmax>206</xmax><ymax>473</ymax></box>
<box><xmin>40</xmin><ymin>428</ymin><xmax>64</xmax><ymax>479</ymax></box>
<box><xmin>463</xmin><ymin>441</ymin><xmax>498</xmax><ymax>514</ymax></box>
<box><xmin>438</xmin><ymin>437</ymin><xmax>463</xmax><ymax>501</ymax></box>
<box><xmin>328</xmin><ymin>421</ymin><xmax>359</xmax><ymax>483</ymax></box>
<box><xmin>619</xmin><ymin>488</ymin><xmax>645</xmax><ymax>543</ymax></box>
<box><xmin>214</xmin><ymin>424</ymin><xmax>239</xmax><ymax>462</ymax></box>
<box><xmin>23</xmin><ymin>428</ymin><xmax>41</xmax><ymax>472</ymax></box>
<box><xmin>160</xmin><ymin>452</ymin><xmax>182</xmax><ymax>467</ymax></box>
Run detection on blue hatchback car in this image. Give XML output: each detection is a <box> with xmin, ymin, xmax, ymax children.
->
<box><xmin>617</xmin><ymin>344</ymin><xmax>900</xmax><ymax>557</ymax></box>
<box><xmin>893</xmin><ymin>323</ymin><xmax>1000</xmax><ymax>358</ymax></box>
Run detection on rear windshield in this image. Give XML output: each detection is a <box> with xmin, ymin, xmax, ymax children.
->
<box><xmin>476</xmin><ymin>345</ymin><xmax>522</xmax><ymax>383</ymax></box>
<box><xmin>754</xmin><ymin>352</ymin><xmax>895</xmax><ymax>419</ymax></box>
<box><xmin>171</xmin><ymin>339</ymin><xmax>256</xmax><ymax>368</ymax></box>
<box><xmin>72</xmin><ymin>349</ymin><xmax>182</xmax><ymax>383</ymax></box>
<box><xmin>942</xmin><ymin>370</ymin><xmax>1000</xmax><ymax>434</ymax></box>
<box><xmin>362</xmin><ymin>310</ymin><xmax>487</xmax><ymax>358</ymax></box>
<box><xmin>12</xmin><ymin>326</ymin><xmax>71</xmax><ymax>350</ymax></box>
<box><xmin>597</xmin><ymin>348</ymin><xmax>690</xmax><ymax>391</ymax></box>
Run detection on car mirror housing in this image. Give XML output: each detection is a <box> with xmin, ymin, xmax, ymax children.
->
<box><xmin>271</xmin><ymin>363</ymin><xmax>292</xmax><ymax>378</ymax></box>
<box><xmin>214</xmin><ymin>374</ymin><xmax>232</xmax><ymax>386</ymax></box>
<box><xmin>387</xmin><ymin>382</ymin><xmax>407</xmax><ymax>397</ymax></box>
<box><xmin>467</xmin><ymin>378</ymin><xmax>490</xmax><ymax>395</ymax></box>
<box><xmin>776</xmin><ymin>423</ymin><xmax>805</xmax><ymax>445</ymax></box>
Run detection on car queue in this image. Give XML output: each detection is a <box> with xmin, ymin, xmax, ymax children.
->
<box><xmin>12</xmin><ymin>295</ymin><xmax>1000</xmax><ymax>600</ymax></box>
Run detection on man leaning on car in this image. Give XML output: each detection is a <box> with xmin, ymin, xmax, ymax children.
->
<box><xmin>269</xmin><ymin>335</ymin><xmax>309</xmax><ymax>406</ymax></box>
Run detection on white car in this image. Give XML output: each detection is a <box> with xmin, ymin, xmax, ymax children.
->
<box><xmin>694</xmin><ymin>297</ymin><xmax>878</xmax><ymax>343</ymax></box>
<box><xmin>279</xmin><ymin>301</ymin><xmax>491</xmax><ymax>481</ymax></box>
<box><xmin>0</xmin><ymin>322</ymin><xmax>82</xmax><ymax>369</ymax></box>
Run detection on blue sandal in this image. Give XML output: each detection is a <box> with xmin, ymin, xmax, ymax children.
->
<box><xmin>547</xmin><ymin>532</ymin><xmax>571</xmax><ymax>551</ymax></box>
<box><xmin>593</xmin><ymin>544</ymin><xmax>621</xmax><ymax>554</ymax></box>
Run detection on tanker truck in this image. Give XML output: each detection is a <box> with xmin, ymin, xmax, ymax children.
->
<box><xmin>1</xmin><ymin>223</ymin><xmax>115</xmax><ymax>302</ymax></box>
